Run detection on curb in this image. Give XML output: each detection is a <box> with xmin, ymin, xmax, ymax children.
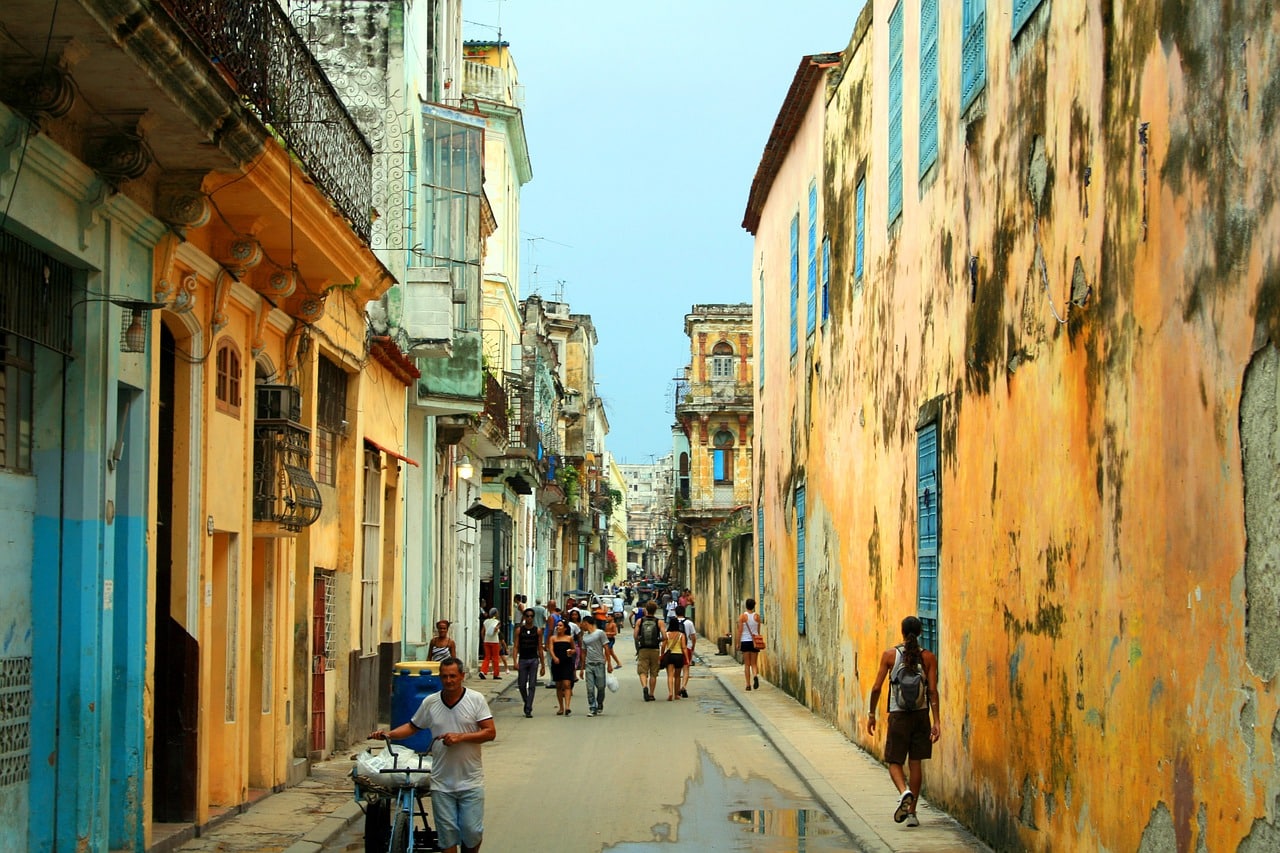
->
<box><xmin>711</xmin><ymin>670</ymin><xmax>894</xmax><ymax>853</ymax></box>
<box><xmin>280</xmin><ymin>800</ymin><xmax>364</xmax><ymax>853</ymax></box>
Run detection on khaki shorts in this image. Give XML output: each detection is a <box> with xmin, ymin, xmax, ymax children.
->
<box><xmin>636</xmin><ymin>648</ymin><xmax>661</xmax><ymax>679</ymax></box>
<box><xmin>885</xmin><ymin>709</ymin><xmax>933</xmax><ymax>764</ymax></box>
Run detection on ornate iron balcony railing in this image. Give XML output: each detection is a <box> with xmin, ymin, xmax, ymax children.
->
<box><xmin>161</xmin><ymin>0</ymin><xmax>372</xmax><ymax>242</ymax></box>
<box><xmin>253</xmin><ymin>385</ymin><xmax>321</xmax><ymax>531</ymax></box>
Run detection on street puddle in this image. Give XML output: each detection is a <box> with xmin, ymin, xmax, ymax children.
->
<box><xmin>606</xmin><ymin>751</ymin><xmax>855</xmax><ymax>852</ymax></box>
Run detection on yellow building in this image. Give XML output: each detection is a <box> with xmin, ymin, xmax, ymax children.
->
<box><xmin>674</xmin><ymin>304</ymin><xmax>754</xmax><ymax>592</ymax></box>
<box><xmin>748</xmin><ymin>3</ymin><xmax>1280</xmax><ymax>850</ymax></box>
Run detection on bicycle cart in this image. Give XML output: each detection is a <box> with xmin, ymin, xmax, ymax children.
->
<box><xmin>351</xmin><ymin>744</ymin><xmax>437</xmax><ymax>853</ymax></box>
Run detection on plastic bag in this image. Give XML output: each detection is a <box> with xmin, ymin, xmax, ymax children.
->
<box><xmin>354</xmin><ymin>743</ymin><xmax>432</xmax><ymax>792</ymax></box>
<box><xmin>606</xmin><ymin>671</ymin><xmax>619</xmax><ymax>693</ymax></box>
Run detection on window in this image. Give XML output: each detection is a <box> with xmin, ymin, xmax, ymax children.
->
<box><xmin>919</xmin><ymin>0</ymin><xmax>940</xmax><ymax>178</ymax></box>
<box><xmin>0</xmin><ymin>333</ymin><xmax>33</xmax><ymax>473</ymax></box>
<box><xmin>917</xmin><ymin>421</ymin><xmax>940</xmax><ymax>652</ymax></box>
<box><xmin>1012</xmin><ymin>0</ymin><xmax>1046</xmax><ymax>39</ymax></box>
<box><xmin>215</xmin><ymin>340</ymin><xmax>241</xmax><ymax>417</ymax></box>
<box><xmin>887</xmin><ymin>2</ymin><xmax>905</xmax><ymax>225</ymax></box>
<box><xmin>404</xmin><ymin>135</ymin><xmax>417</xmax><ymax>270</ymax></box>
<box><xmin>789</xmin><ymin>214</ymin><xmax>800</xmax><ymax>356</ymax></box>
<box><xmin>758</xmin><ymin>270</ymin><xmax>765</xmax><ymax>387</ymax></box>
<box><xmin>796</xmin><ymin>484</ymin><xmax>806</xmax><ymax>634</ymax></box>
<box><xmin>961</xmin><ymin>0</ymin><xmax>987</xmax><ymax>112</ymax></box>
<box><xmin>419</xmin><ymin>109</ymin><xmax>485</xmax><ymax>328</ymax></box>
<box><xmin>360</xmin><ymin>448</ymin><xmax>381</xmax><ymax>657</ymax></box>
<box><xmin>713</xmin><ymin>430</ymin><xmax>734</xmax><ymax>485</ymax></box>
<box><xmin>855</xmin><ymin>177</ymin><xmax>866</xmax><ymax>284</ymax></box>
<box><xmin>806</xmin><ymin>181</ymin><xmax>818</xmax><ymax>336</ymax></box>
<box><xmin>315</xmin><ymin>356</ymin><xmax>347</xmax><ymax>486</ymax></box>
<box><xmin>757</xmin><ymin>503</ymin><xmax>765</xmax><ymax>594</ymax></box>
<box><xmin>821</xmin><ymin>236</ymin><xmax>831</xmax><ymax>324</ymax></box>
<box><xmin>711</xmin><ymin>342</ymin><xmax>735</xmax><ymax>379</ymax></box>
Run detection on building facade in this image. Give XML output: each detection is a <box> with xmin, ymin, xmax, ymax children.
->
<box><xmin>749</xmin><ymin>2</ymin><xmax>1280</xmax><ymax>851</ymax></box>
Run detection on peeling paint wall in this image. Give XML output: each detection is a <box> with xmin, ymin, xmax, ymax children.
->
<box><xmin>753</xmin><ymin>1</ymin><xmax>1280</xmax><ymax>849</ymax></box>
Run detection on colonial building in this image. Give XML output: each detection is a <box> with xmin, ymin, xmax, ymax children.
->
<box><xmin>673</xmin><ymin>304</ymin><xmax>754</xmax><ymax>592</ymax></box>
<box><xmin>748</xmin><ymin>2</ymin><xmax>1280</xmax><ymax>851</ymax></box>
<box><xmin>620</xmin><ymin>455</ymin><xmax>675</xmax><ymax>580</ymax></box>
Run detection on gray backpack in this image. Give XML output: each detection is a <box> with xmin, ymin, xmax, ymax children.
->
<box><xmin>891</xmin><ymin>646</ymin><xmax>927</xmax><ymax>710</ymax></box>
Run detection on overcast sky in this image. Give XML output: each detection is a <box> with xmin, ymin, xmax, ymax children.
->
<box><xmin>463</xmin><ymin>1</ymin><xmax>864</xmax><ymax>462</ymax></box>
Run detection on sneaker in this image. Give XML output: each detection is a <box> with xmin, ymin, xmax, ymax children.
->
<box><xmin>523</xmin><ymin>711</ymin><xmax>532</xmax><ymax>718</ymax></box>
<box><xmin>679</xmin><ymin>689</ymin><xmax>688</xmax><ymax>698</ymax></box>
<box><xmin>643</xmin><ymin>687</ymin><xmax>650</xmax><ymax>701</ymax></box>
<box><xmin>753</xmin><ymin>676</ymin><xmax>759</xmax><ymax>689</ymax></box>
<box><xmin>894</xmin><ymin>790</ymin><xmax>915</xmax><ymax>823</ymax></box>
<box><xmin>478</xmin><ymin>673</ymin><xmax>486</xmax><ymax>680</ymax></box>
<box><xmin>905</xmin><ymin>814</ymin><xmax>919</xmax><ymax>827</ymax></box>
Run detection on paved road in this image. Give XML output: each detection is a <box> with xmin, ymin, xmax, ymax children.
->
<box><xmin>329</xmin><ymin>642</ymin><xmax>856</xmax><ymax>852</ymax></box>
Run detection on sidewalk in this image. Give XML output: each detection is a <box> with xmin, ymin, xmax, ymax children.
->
<box><xmin>701</xmin><ymin>651</ymin><xmax>990</xmax><ymax>853</ymax></box>
<box><xmin>166</xmin><ymin>671</ymin><xmax>517</xmax><ymax>853</ymax></box>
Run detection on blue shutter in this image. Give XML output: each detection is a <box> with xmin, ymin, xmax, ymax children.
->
<box><xmin>887</xmin><ymin>3</ymin><xmax>904</xmax><ymax>224</ymax></box>
<box><xmin>916</xmin><ymin>423</ymin><xmax>939</xmax><ymax>652</ymax></box>
<box><xmin>854</xmin><ymin>178</ymin><xmax>866</xmax><ymax>281</ymax></box>
<box><xmin>806</xmin><ymin>182</ymin><xmax>818</xmax><ymax>335</ymax></box>
<box><xmin>789</xmin><ymin>215</ymin><xmax>799</xmax><ymax>356</ymax></box>
<box><xmin>758</xmin><ymin>271</ymin><xmax>765</xmax><ymax>387</ymax></box>
<box><xmin>821</xmin><ymin>236</ymin><xmax>830</xmax><ymax>323</ymax></box>
<box><xmin>757</xmin><ymin>504</ymin><xmax>765</xmax><ymax>593</ymax></box>
<box><xmin>796</xmin><ymin>484</ymin><xmax>806</xmax><ymax>635</ymax></box>
<box><xmin>919</xmin><ymin>0</ymin><xmax>939</xmax><ymax>176</ymax></box>
<box><xmin>1012</xmin><ymin>0</ymin><xmax>1045</xmax><ymax>38</ymax></box>
<box><xmin>961</xmin><ymin>0</ymin><xmax>987</xmax><ymax>112</ymax></box>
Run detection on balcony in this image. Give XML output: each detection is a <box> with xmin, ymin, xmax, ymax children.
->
<box><xmin>467</xmin><ymin>370</ymin><xmax>509</xmax><ymax>459</ymax></box>
<box><xmin>463</xmin><ymin>61</ymin><xmax>523</xmax><ymax>108</ymax></box>
<box><xmin>160</xmin><ymin>0</ymin><xmax>373</xmax><ymax>241</ymax></box>
<box><xmin>252</xmin><ymin>386</ymin><xmax>321</xmax><ymax>533</ymax></box>
<box><xmin>676</xmin><ymin>381</ymin><xmax>755</xmax><ymax>414</ymax></box>
<box><xmin>417</xmin><ymin>329</ymin><xmax>484</xmax><ymax>417</ymax></box>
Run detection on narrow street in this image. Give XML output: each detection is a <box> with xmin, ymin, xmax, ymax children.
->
<box><xmin>327</xmin><ymin>650</ymin><xmax>852</xmax><ymax>852</ymax></box>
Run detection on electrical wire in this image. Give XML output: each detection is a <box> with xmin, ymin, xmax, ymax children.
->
<box><xmin>0</xmin><ymin>0</ymin><xmax>60</xmax><ymax>234</ymax></box>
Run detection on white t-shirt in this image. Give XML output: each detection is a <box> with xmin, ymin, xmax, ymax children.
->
<box><xmin>482</xmin><ymin>617</ymin><xmax>500</xmax><ymax>643</ymax></box>
<box><xmin>682</xmin><ymin>618</ymin><xmax>697</xmax><ymax>648</ymax></box>
<box><xmin>410</xmin><ymin>688</ymin><xmax>493</xmax><ymax>793</ymax></box>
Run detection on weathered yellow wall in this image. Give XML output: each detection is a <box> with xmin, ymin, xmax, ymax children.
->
<box><xmin>755</xmin><ymin>3</ymin><xmax>1280</xmax><ymax>850</ymax></box>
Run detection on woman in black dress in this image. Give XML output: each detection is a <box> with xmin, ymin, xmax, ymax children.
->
<box><xmin>659</xmin><ymin>616</ymin><xmax>687</xmax><ymax>701</ymax></box>
<box><xmin>547</xmin><ymin>619</ymin><xmax>577</xmax><ymax>715</ymax></box>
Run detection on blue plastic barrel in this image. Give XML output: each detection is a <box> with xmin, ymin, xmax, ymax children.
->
<box><xmin>391</xmin><ymin>661</ymin><xmax>442</xmax><ymax>752</ymax></box>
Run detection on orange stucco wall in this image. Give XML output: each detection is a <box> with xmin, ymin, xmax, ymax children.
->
<box><xmin>754</xmin><ymin>3</ymin><xmax>1280</xmax><ymax>850</ymax></box>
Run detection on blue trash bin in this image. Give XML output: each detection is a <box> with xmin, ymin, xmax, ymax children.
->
<box><xmin>391</xmin><ymin>661</ymin><xmax>442</xmax><ymax>752</ymax></box>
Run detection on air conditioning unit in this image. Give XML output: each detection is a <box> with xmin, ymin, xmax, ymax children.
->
<box><xmin>401</xmin><ymin>267</ymin><xmax>452</xmax><ymax>352</ymax></box>
<box><xmin>256</xmin><ymin>384</ymin><xmax>302</xmax><ymax>422</ymax></box>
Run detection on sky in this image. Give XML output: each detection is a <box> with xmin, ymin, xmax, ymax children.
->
<box><xmin>462</xmin><ymin>1</ymin><xmax>864</xmax><ymax>463</ymax></box>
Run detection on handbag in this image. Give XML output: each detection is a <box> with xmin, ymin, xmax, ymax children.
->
<box><xmin>752</xmin><ymin>634</ymin><xmax>766</xmax><ymax>650</ymax></box>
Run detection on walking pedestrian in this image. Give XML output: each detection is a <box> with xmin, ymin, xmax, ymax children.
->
<box><xmin>738</xmin><ymin>598</ymin><xmax>763</xmax><ymax>691</ymax></box>
<box><xmin>479</xmin><ymin>608</ymin><xmax>502</xmax><ymax>679</ymax></box>
<box><xmin>547</xmin><ymin>619</ymin><xmax>577</xmax><ymax>716</ymax></box>
<box><xmin>675</xmin><ymin>605</ymin><xmax>696</xmax><ymax>698</ymax></box>
<box><xmin>543</xmin><ymin>602</ymin><xmax>563</xmax><ymax>687</ymax></box>
<box><xmin>633</xmin><ymin>600</ymin><xmax>662</xmax><ymax>701</ymax></box>
<box><xmin>514</xmin><ymin>608</ymin><xmax>545</xmax><ymax>718</ymax></box>
<box><xmin>429</xmin><ymin>620</ymin><xmax>457</xmax><ymax>663</ymax></box>
<box><xmin>659</xmin><ymin>616</ymin><xmax>687</xmax><ymax>701</ymax></box>
<box><xmin>866</xmin><ymin>615</ymin><xmax>940</xmax><ymax>827</ymax></box>
<box><xmin>578</xmin><ymin>617</ymin><xmax>612</xmax><ymax>716</ymax></box>
<box><xmin>531</xmin><ymin>599</ymin><xmax>547</xmax><ymax>634</ymax></box>
<box><xmin>371</xmin><ymin>657</ymin><xmax>495</xmax><ymax>853</ymax></box>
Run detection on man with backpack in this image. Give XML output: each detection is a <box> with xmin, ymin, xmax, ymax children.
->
<box><xmin>633</xmin><ymin>600</ymin><xmax>663</xmax><ymax>701</ymax></box>
<box><xmin>866</xmin><ymin>615</ymin><xmax>940</xmax><ymax>828</ymax></box>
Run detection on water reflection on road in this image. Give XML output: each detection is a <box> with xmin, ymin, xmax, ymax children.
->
<box><xmin>605</xmin><ymin>751</ymin><xmax>858</xmax><ymax>852</ymax></box>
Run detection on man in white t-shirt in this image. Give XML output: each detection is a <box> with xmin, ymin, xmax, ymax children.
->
<box><xmin>373</xmin><ymin>658</ymin><xmax>496</xmax><ymax>853</ymax></box>
<box><xmin>676</xmin><ymin>604</ymin><xmax>697</xmax><ymax>698</ymax></box>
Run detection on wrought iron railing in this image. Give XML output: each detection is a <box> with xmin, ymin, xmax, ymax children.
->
<box><xmin>160</xmin><ymin>0</ymin><xmax>372</xmax><ymax>241</ymax></box>
<box><xmin>253</xmin><ymin>385</ymin><xmax>321</xmax><ymax>530</ymax></box>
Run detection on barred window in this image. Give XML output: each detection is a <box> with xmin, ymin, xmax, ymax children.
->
<box><xmin>0</xmin><ymin>333</ymin><xmax>34</xmax><ymax>473</ymax></box>
<box><xmin>215</xmin><ymin>340</ymin><xmax>241</xmax><ymax>417</ymax></box>
<box><xmin>315</xmin><ymin>356</ymin><xmax>347</xmax><ymax>486</ymax></box>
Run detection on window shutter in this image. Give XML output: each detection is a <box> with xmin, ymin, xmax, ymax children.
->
<box><xmin>961</xmin><ymin>0</ymin><xmax>987</xmax><ymax>112</ymax></box>
<box><xmin>796</xmin><ymin>485</ymin><xmax>806</xmax><ymax>635</ymax></box>
<box><xmin>757</xmin><ymin>504</ymin><xmax>765</xmax><ymax>593</ymax></box>
<box><xmin>887</xmin><ymin>3</ymin><xmax>905</xmax><ymax>224</ymax></box>
<box><xmin>916</xmin><ymin>423</ymin><xmax>939</xmax><ymax>652</ymax></box>
<box><xmin>1012</xmin><ymin>0</ymin><xmax>1045</xmax><ymax>38</ymax></box>
<box><xmin>855</xmin><ymin>179</ymin><xmax>866</xmax><ymax>281</ymax></box>
<box><xmin>919</xmin><ymin>0</ymin><xmax>940</xmax><ymax>177</ymax></box>
<box><xmin>821</xmin><ymin>236</ymin><xmax>830</xmax><ymax>323</ymax></box>
<box><xmin>806</xmin><ymin>183</ymin><xmax>818</xmax><ymax>335</ymax></box>
<box><xmin>790</xmin><ymin>215</ymin><xmax>800</xmax><ymax>356</ymax></box>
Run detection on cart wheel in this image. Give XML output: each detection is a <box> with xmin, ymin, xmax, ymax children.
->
<box><xmin>389</xmin><ymin>809</ymin><xmax>409</xmax><ymax>853</ymax></box>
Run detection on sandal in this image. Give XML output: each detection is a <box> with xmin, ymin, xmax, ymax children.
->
<box><xmin>556</xmin><ymin>709</ymin><xmax>564</xmax><ymax>715</ymax></box>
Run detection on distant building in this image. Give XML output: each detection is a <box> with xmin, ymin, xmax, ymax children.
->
<box><xmin>619</xmin><ymin>457</ymin><xmax>674</xmax><ymax>579</ymax></box>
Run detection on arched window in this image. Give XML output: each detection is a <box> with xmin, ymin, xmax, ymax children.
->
<box><xmin>713</xmin><ymin>429</ymin><xmax>735</xmax><ymax>484</ymax></box>
<box><xmin>215</xmin><ymin>339</ymin><xmax>241</xmax><ymax>417</ymax></box>
<box><xmin>711</xmin><ymin>341</ymin><xmax>735</xmax><ymax>379</ymax></box>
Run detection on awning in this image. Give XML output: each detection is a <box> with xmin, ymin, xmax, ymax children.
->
<box><xmin>364</xmin><ymin>436</ymin><xmax>420</xmax><ymax>467</ymax></box>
